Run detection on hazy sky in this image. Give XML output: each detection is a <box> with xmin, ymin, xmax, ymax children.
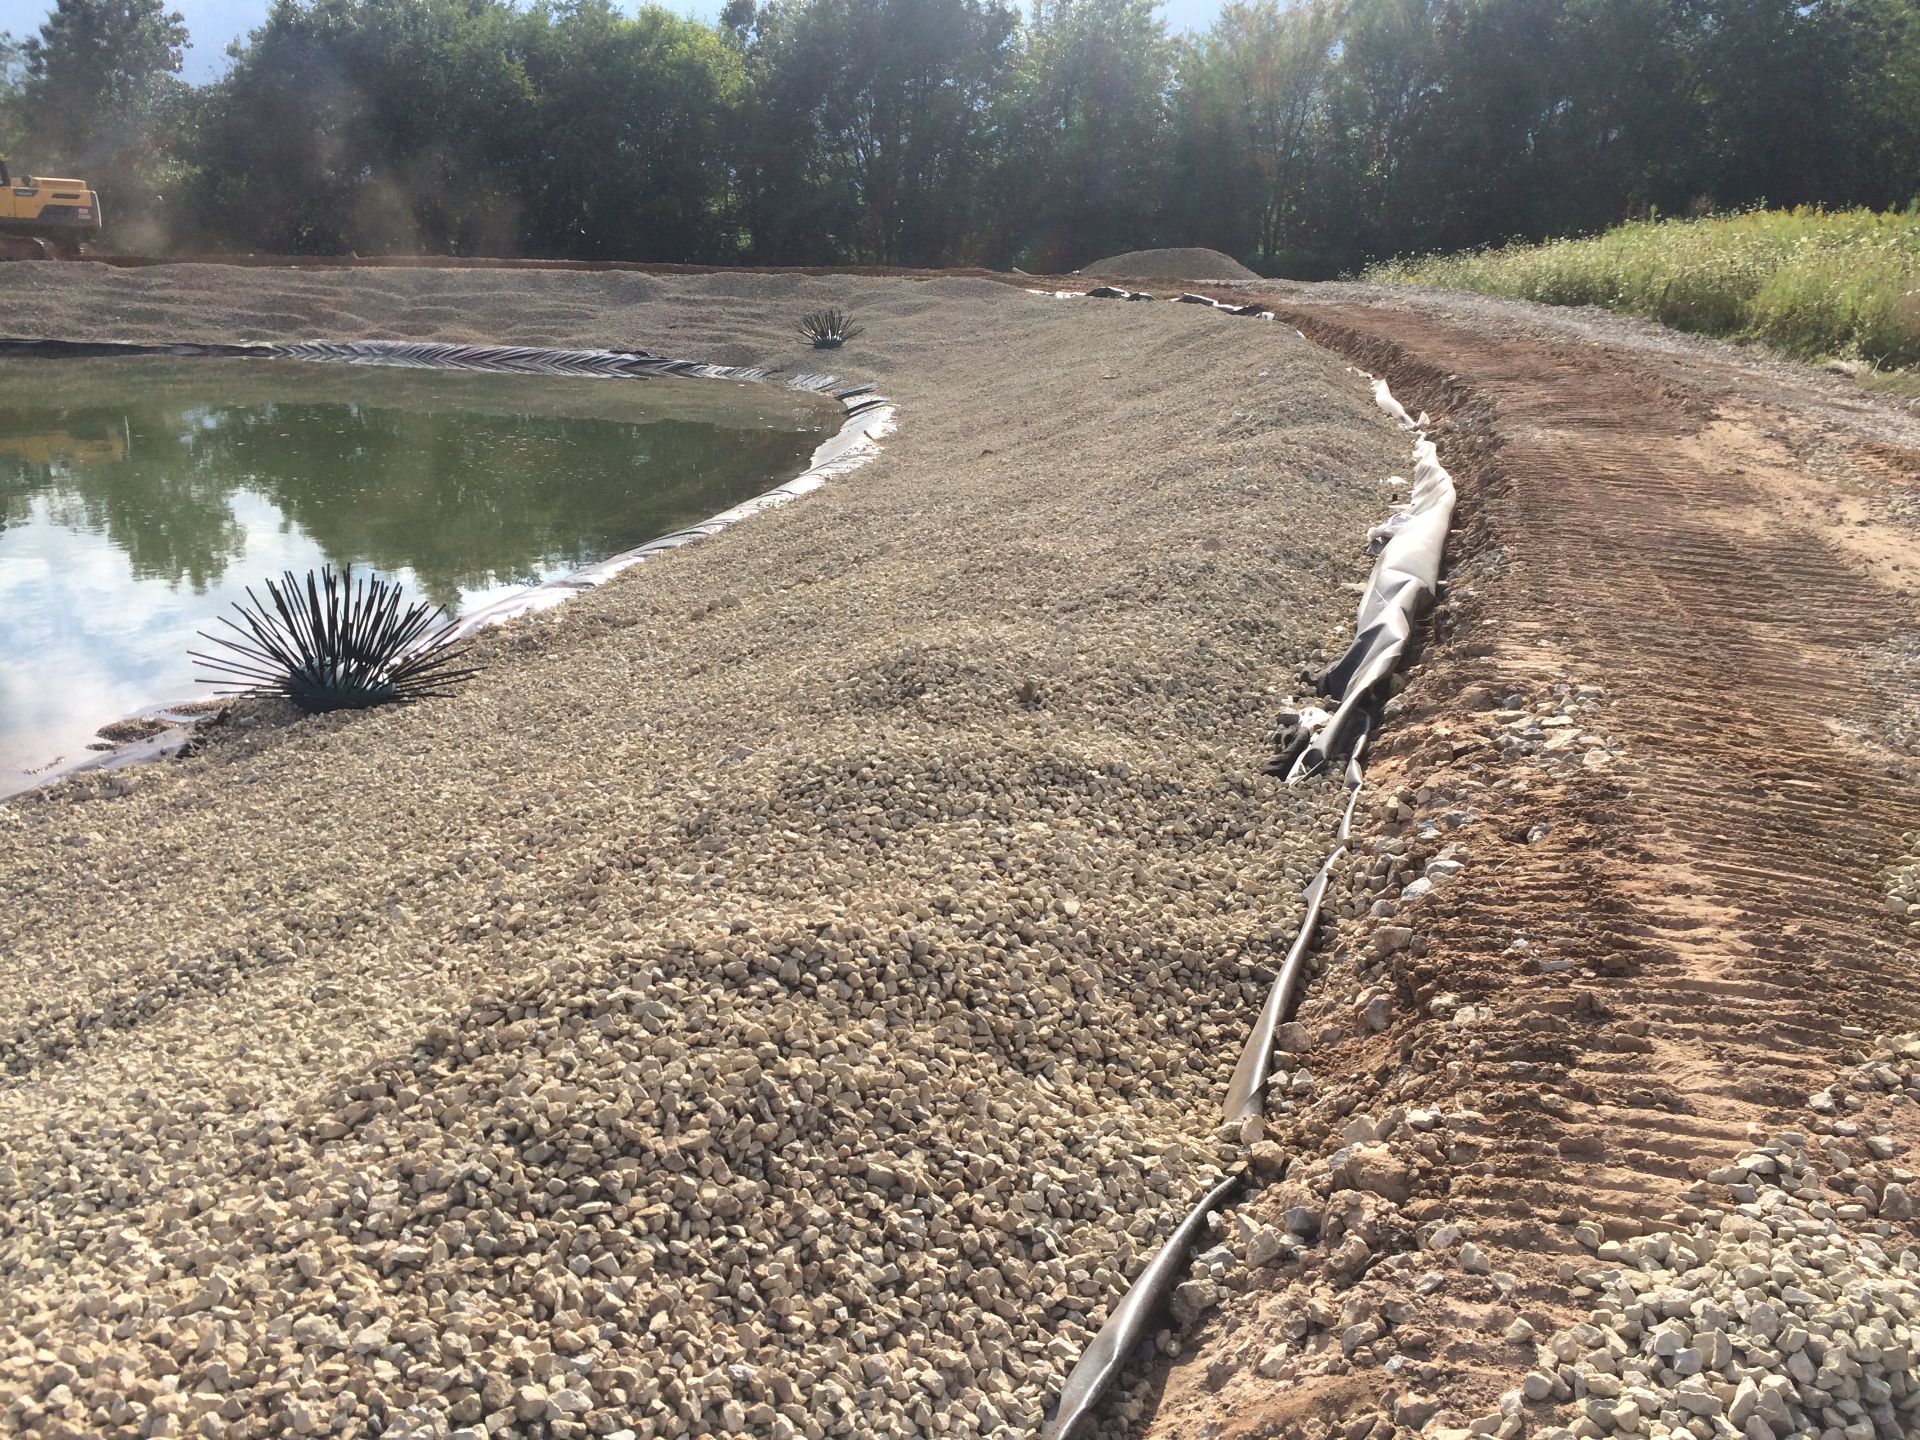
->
<box><xmin>1</xmin><ymin>0</ymin><xmax>1223</xmax><ymax>83</ymax></box>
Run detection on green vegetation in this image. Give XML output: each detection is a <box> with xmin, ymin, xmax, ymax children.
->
<box><xmin>3</xmin><ymin>0</ymin><xmax>1920</xmax><ymax>274</ymax></box>
<box><xmin>1371</xmin><ymin>208</ymin><xmax>1920</xmax><ymax>371</ymax></box>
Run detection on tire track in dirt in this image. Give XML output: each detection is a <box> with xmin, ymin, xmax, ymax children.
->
<box><xmin>1285</xmin><ymin>301</ymin><xmax>1920</xmax><ymax>1225</ymax></box>
<box><xmin>1132</xmin><ymin>300</ymin><xmax>1920</xmax><ymax>1439</ymax></box>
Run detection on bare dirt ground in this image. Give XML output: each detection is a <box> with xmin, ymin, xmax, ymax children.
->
<box><xmin>1120</xmin><ymin>286</ymin><xmax>1920</xmax><ymax>1438</ymax></box>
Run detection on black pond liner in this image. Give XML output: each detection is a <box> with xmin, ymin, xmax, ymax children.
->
<box><xmin>1026</xmin><ymin>284</ymin><xmax>1455</xmax><ymax>1440</ymax></box>
<box><xmin>0</xmin><ymin>335</ymin><xmax>895</xmax><ymax>790</ymax></box>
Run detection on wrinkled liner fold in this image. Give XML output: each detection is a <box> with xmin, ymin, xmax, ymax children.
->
<box><xmin>1283</xmin><ymin>425</ymin><xmax>1454</xmax><ymax>781</ymax></box>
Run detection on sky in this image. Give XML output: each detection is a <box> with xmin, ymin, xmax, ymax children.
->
<box><xmin>1</xmin><ymin>0</ymin><xmax>1223</xmax><ymax>83</ymax></box>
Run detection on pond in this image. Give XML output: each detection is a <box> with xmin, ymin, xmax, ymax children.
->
<box><xmin>0</xmin><ymin>357</ymin><xmax>842</xmax><ymax>795</ymax></box>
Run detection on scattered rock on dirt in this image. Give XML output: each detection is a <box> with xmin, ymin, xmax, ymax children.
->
<box><xmin>1529</xmin><ymin>1129</ymin><xmax>1920</xmax><ymax>1440</ymax></box>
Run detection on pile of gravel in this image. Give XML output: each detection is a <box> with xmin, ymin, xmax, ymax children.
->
<box><xmin>0</xmin><ymin>268</ymin><xmax>1404</xmax><ymax>1438</ymax></box>
<box><xmin>1522</xmin><ymin>1129</ymin><xmax>1920</xmax><ymax>1440</ymax></box>
<box><xmin>1080</xmin><ymin>248</ymin><xmax>1262</xmax><ymax>284</ymax></box>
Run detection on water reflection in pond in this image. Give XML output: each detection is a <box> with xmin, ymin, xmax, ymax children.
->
<box><xmin>0</xmin><ymin>358</ymin><xmax>840</xmax><ymax>793</ymax></box>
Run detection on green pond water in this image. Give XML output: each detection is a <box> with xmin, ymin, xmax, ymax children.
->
<box><xmin>0</xmin><ymin>357</ymin><xmax>840</xmax><ymax>794</ymax></box>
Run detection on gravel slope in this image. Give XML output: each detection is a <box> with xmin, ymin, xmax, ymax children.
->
<box><xmin>0</xmin><ymin>266</ymin><xmax>1402</xmax><ymax>1439</ymax></box>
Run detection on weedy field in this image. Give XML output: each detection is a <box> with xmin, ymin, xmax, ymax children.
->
<box><xmin>1371</xmin><ymin>207</ymin><xmax>1920</xmax><ymax>385</ymax></box>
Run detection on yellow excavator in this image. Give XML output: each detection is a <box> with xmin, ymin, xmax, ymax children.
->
<box><xmin>0</xmin><ymin>155</ymin><xmax>101</xmax><ymax>260</ymax></box>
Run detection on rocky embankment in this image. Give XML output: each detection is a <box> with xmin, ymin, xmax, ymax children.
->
<box><xmin>0</xmin><ymin>266</ymin><xmax>1407</xmax><ymax>1438</ymax></box>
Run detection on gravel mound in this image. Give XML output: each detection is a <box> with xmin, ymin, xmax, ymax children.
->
<box><xmin>0</xmin><ymin>267</ymin><xmax>1403</xmax><ymax>1437</ymax></box>
<box><xmin>1081</xmin><ymin>248</ymin><xmax>1261</xmax><ymax>283</ymax></box>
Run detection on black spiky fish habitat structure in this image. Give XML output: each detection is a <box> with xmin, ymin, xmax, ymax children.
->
<box><xmin>192</xmin><ymin>565</ymin><xmax>478</xmax><ymax>713</ymax></box>
<box><xmin>797</xmin><ymin>308</ymin><xmax>862</xmax><ymax>349</ymax></box>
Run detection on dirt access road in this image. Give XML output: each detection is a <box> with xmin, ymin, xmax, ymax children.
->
<box><xmin>1124</xmin><ymin>287</ymin><xmax>1920</xmax><ymax>1438</ymax></box>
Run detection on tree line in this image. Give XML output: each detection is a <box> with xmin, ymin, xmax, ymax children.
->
<box><xmin>4</xmin><ymin>0</ymin><xmax>1919</xmax><ymax>275</ymax></box>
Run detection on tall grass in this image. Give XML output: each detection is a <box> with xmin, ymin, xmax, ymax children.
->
<box><xmin>1369</xmin><ymin>208</ymin><xmax>1920</xmax><ymax>371</ymax></box>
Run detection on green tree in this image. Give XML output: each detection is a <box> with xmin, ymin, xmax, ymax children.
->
<box><xmin>0</xmin><ymin>36</ymin><xmax>27</xmax><ymax>154</ymax></box>
<box><xmin>1529</xmin><ymin>0</ymin><xmax>1703</xmax><ymax>232</ymax></box>
<box><xmin>513</xmin><ymin>0</ymin><xmax>748</xmax><ymax>262</ymax></box>
<box><xmin>987</xmin><ymin>0</ymin><xmax>1174</xmax><ymax>271</ymax></box>
<box><xmin>25</xmin><ymin>0</ymin><xmax>1920</xmax><ymax>276</ymax></box>
<box><xmin>1833</xmin><ymin>0</ymin><xmax>1920</xmax><ymax>211</ymax></box>
<box><xmin>733</xmin><ymin>0</ymin><xmax>1016</xmax><ymax>265</ymax></box>
<box><xmin>189</xmin><ymin>0</ymin><xmax>744</xmax><ymax>260</ymax></box>
<box><xmin>188</xmin><ymin>0</ymin><xmax>530</xmax><ymax>254</ymax></box>
<box><xmin>1167</xmin><ymin>0</ymin><xmax>1339</xmax><ymax>272</ymax></box>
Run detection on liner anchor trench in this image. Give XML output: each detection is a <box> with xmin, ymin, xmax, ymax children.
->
<box><xmin>1042</xmin><ymin>370</ymin><xmax>1455</xmax><ymax>1440</ymax></box>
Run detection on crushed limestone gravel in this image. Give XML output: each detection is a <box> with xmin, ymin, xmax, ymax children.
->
<box><xmin>1524</xmin><ymin>1118</ymin><xmax>1920</xmax><ymax>1440</ymax></box>
<box><xmin>1079</xmin><ymin>249</ymin><xmax>1262</xmax><ymax>284</ymax></box>
<box><xmin>0</xmin><ymin>267</ymin><xmax>1406</xmax><ymax>1439</ymax></box>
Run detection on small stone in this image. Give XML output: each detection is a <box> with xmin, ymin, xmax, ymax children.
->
<box><xmin>1672</xmin><ymin>1384</ymin><xmax>1723</xmax><ymax>1418</ymax></box>
<box><xmin>1339</xmin><ymin>1145</ymin><xmax>1415</xmax><ymax>1203</ymax></box>
<box><xmin>1248</xmin><ymin>1141</ymin><xmax>1288</xmax><ymax>1180</ymax></box>
<box><xmin>1327</xmin><ymin>1233</ymin><xmax>1373</xmax><ymax>1278</ymax></box>
<box><xmin>1372</xmin><ymin>925</ymin><xmax>1415</xmax><ymax>956</ymax></box>
<box><xmin>1246</xmin><ymin>1226</ymin><xmax>1288</xmax><ymax>1268</ymax></box>
<box><xmin>1459</xmin><ymin>1241</ymin><xmax>1490</xmax><ymax>1274</ymax></box>
<box><xmin>1395</xmin><ymin>1393</ymin><xmax>1442</xmax><ymax>1429</ymax></box>
<box><xmin>1172</xmin><ymin>1279</ymin><xmax>1220</xmax><ymax>1321</ymax></box>
<box><xmin>513</xmin><ymin>1385</ymin><xmax>549</xmax><ymax>1422</ymax></box>
<box><xmin>1340</xmin><ymin>1319</ymin><xmax>1382</xmax><ymax>1354</ymax></box>
<box><xmin>546</xmin><ymin>1389</ymin><xmax>590</xmax><ymax>1418</ymax></box>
